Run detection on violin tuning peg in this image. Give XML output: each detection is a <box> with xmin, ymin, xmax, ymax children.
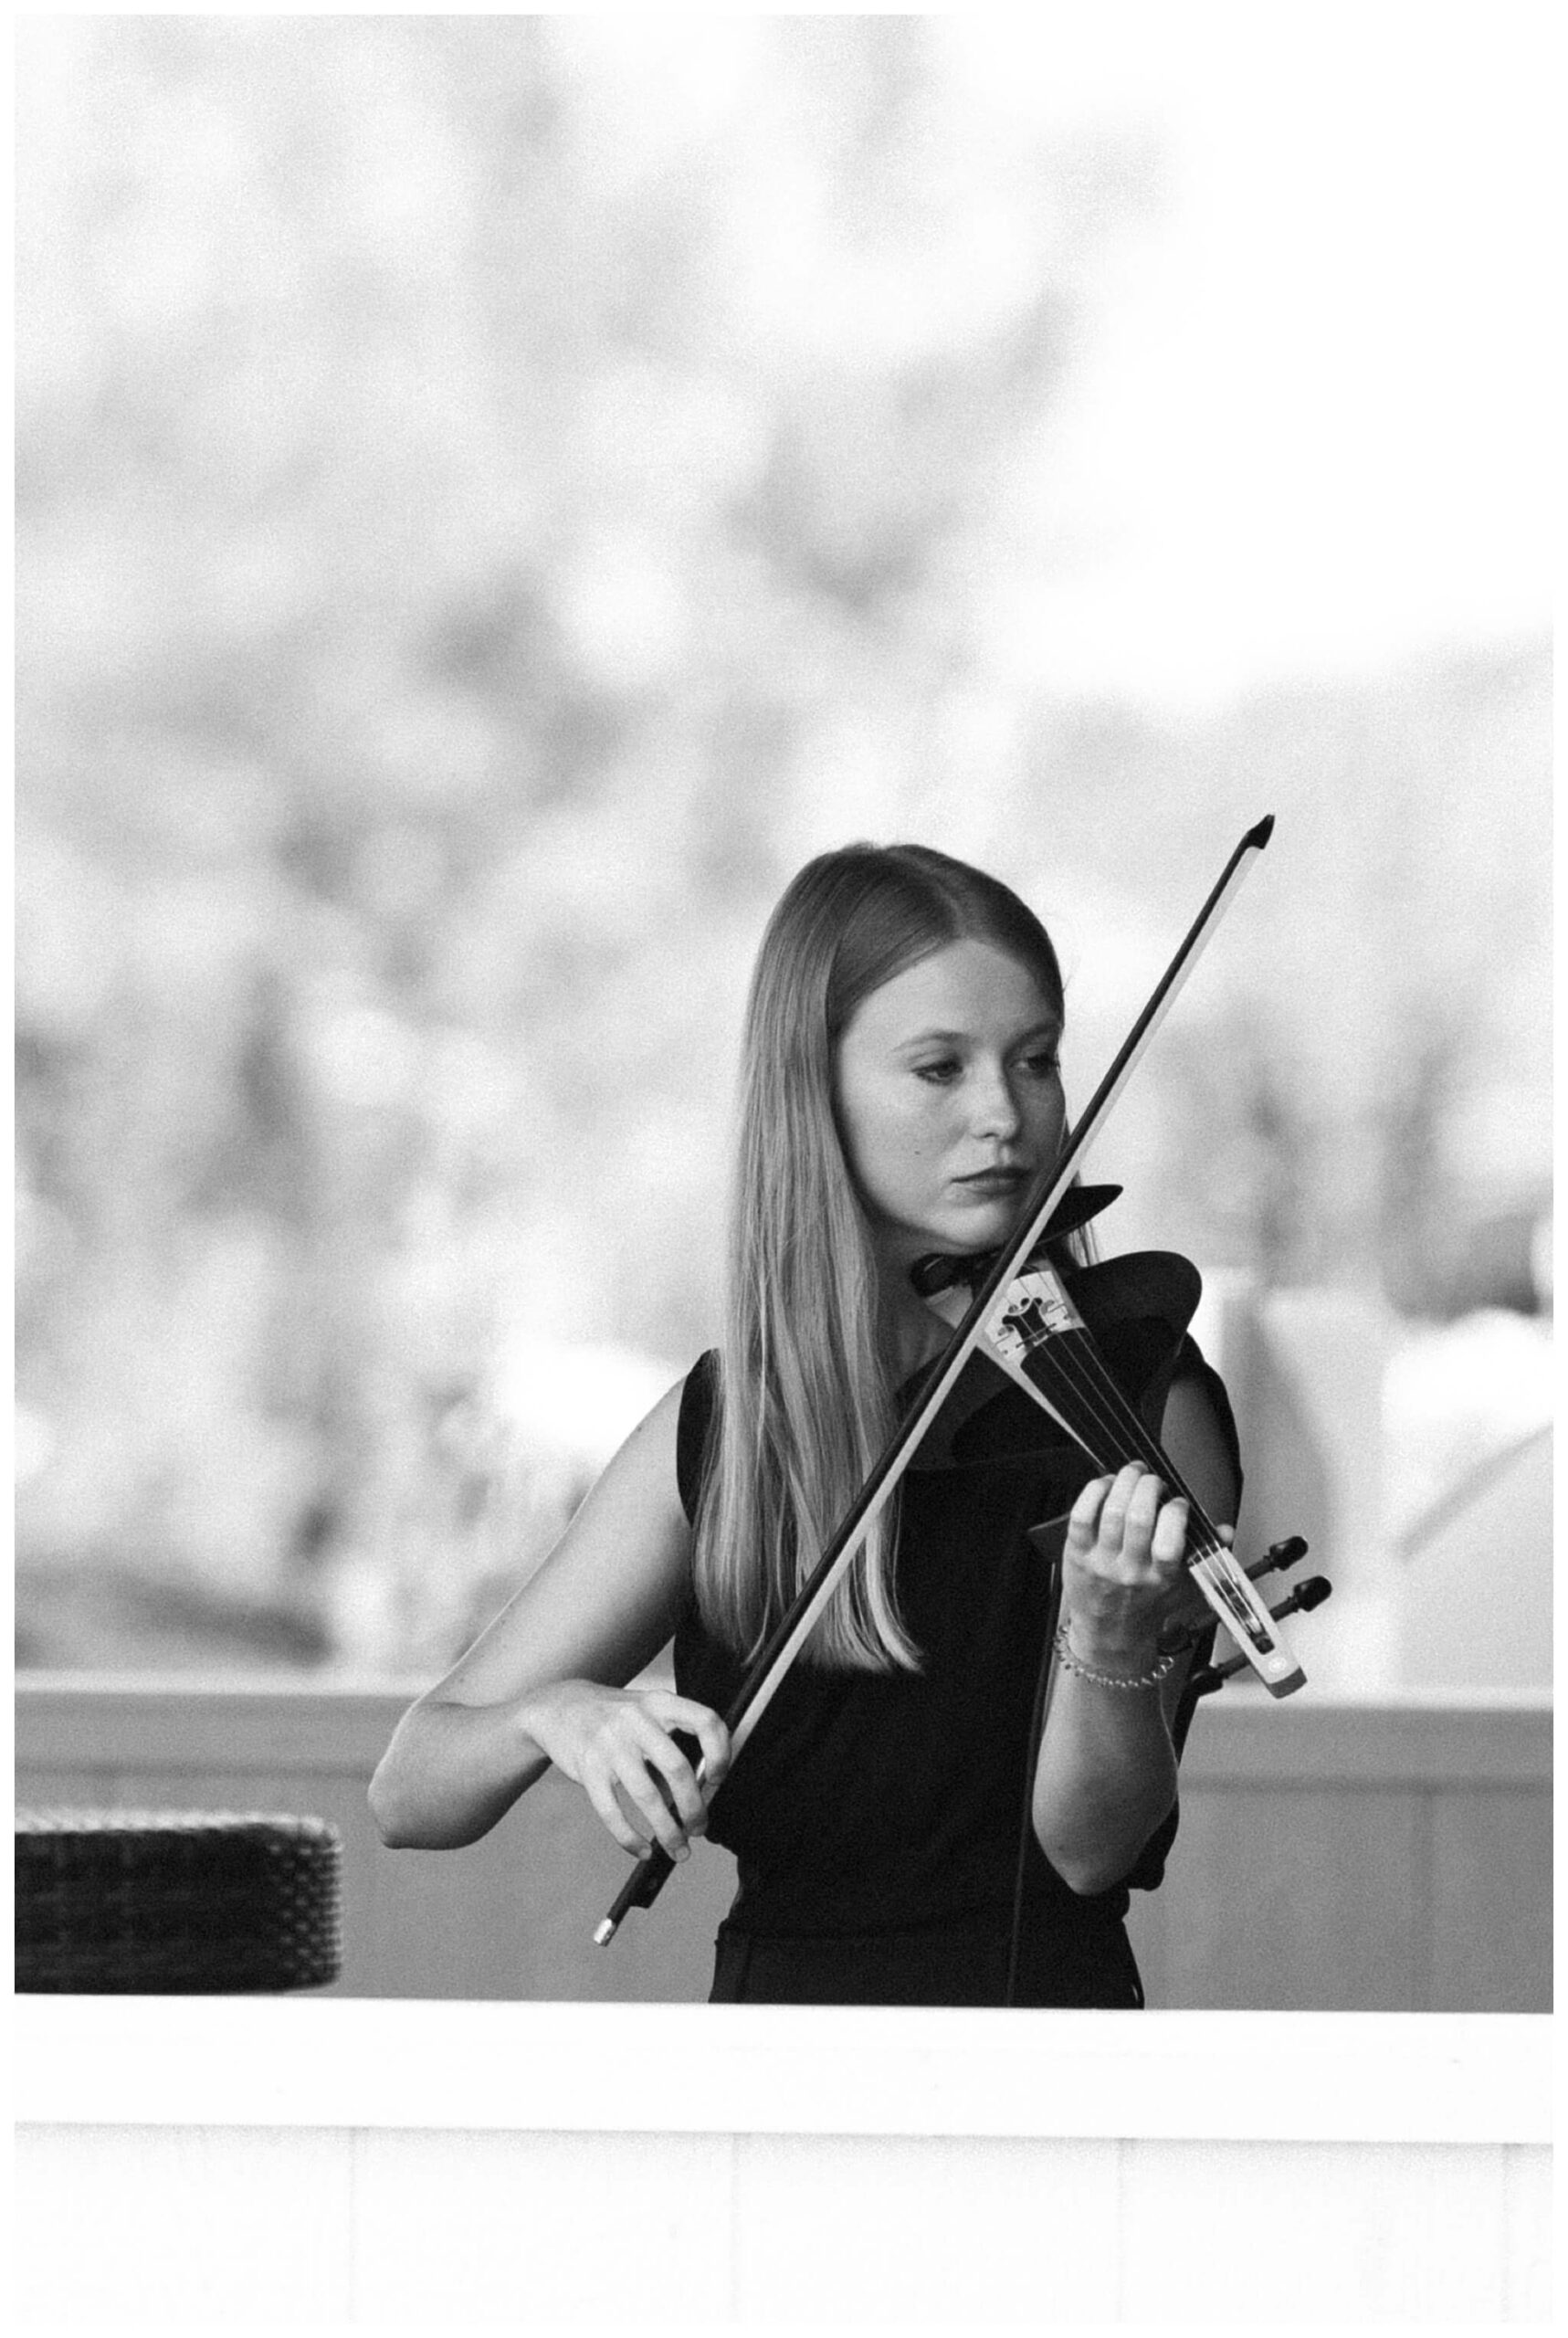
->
<box><xmin>1259</xmin><ymin>1574</ymin><xmax>1331</xmax><ymax>1627</ymax></box>
<box><xmin>1251</xmin><ymin>1535</ymin><xmax>1309</xmax><ymax>1578</ymax></box>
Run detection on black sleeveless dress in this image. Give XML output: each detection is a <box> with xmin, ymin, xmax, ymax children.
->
<box><xmin>671</xmin><ymin>1301</ymin><xmax>1240</xmax><ymax>2008</ymax></box>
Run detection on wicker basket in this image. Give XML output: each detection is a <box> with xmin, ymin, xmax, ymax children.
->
<box><xmin>16</xmin><ymin>1810</ymin><xmax>342</xmax><ymax>1994</ymax></box>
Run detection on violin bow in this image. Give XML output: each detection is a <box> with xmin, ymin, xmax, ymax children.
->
<box><xmin>595</xmin><ymin>814</ymin><xmax>1277</xmax><ymax>1943</ymax></box>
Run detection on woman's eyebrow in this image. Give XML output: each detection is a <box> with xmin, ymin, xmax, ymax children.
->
<box><xmin>897</xmin><ymin>1016</ymin><xmax>1061</xmax><ymax>1052</ymax></box>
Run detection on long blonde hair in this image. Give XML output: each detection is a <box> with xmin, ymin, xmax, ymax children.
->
<box><xmin>692</xmin><ymin>844</ymin><xmax>1068</xmax><ymax>1673</ymax></box>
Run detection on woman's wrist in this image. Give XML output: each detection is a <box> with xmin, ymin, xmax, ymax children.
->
<box><xmin>510</xmin><ymin>1679</ymin><xmax>578</xmax><ymax>1764</ymax></box>
<box><xmin>1058</xmin><ymin>1616</ymin><xmax>1163</xmax><ymax>1676</ymax></box>
<box><xmin>1053</xmin><ymin>1622</ymin><xmax>1175</xmax><ymax>1691</ymax></box>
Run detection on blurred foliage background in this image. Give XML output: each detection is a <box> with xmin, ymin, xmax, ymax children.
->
<box><xmin>15</xmin><ymin>14</ymin><xmax>1550</xmax><ymax>1678</ymax></box>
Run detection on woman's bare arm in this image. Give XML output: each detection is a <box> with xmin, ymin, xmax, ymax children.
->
<box><xmin>369</xmin><ymin>1380</ymin><xmax>728</xmax><ymax>1853</ymax></box>
<box><xmin>1030</xmin><ymin>1369</ymin><xmax>1239</xmax><ymax>1895</ymax></box>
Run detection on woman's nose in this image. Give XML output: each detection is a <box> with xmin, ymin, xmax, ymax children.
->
<box><xmin>968</xmin><ymin>1066</ymin><xmax>1022</xmax><ymax>1139</ymax></box>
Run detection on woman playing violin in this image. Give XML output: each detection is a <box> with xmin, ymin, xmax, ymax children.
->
<box><xmin>371</xmin><ymin>845</ymin><xmax>1242</xmax><ymax>2006</ymax></box>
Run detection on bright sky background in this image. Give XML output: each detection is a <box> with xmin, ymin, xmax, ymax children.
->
<box><xmin>938</xmin><ymin>2</ymin><xmax>1554</xmax><ymax>708</ymax></box>
<box><xmin>570</xmin><ymin>4</ymin><xmax>1552</xmax><ymax>710</ymax></box>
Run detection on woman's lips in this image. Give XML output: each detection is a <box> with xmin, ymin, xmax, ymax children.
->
<box><xmin>954</xmin><ymin>1167</ymin><xmax>1029</xmax><ymax>1197</ymax></box>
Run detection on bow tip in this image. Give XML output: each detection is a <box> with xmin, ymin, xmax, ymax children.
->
<box><xmin>1244</xmin><ymin>814</ymin><xmax>1276</xmax><ymax>849</ymax></box>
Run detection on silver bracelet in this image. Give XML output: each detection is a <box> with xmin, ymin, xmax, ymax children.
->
<box><xmin>1052</xmin><ymin>1621</ymin><xmax>1176</xmax><ymax>1692</ymax></box>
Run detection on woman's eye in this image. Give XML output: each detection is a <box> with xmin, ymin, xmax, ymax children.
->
<box><xmin>912</xmin><ymin>1059</ymin><xmax>962</xmax><ymax>1085</ymax></box>
<box><xmin>1020</xmin><ymin>1051</ymin><xmax>1062</xmax><ymax>1079</ymax></box>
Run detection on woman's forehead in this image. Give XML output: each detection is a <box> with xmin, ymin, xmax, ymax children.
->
<box><xmin>849</xmin><ymin>939</ymin><xmax>1060</xmax><ymax>1040</ymax></box>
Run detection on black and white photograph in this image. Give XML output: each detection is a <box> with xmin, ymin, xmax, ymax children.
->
<box><xmin>15</xmin><ymin>6</ymin><xmax>1552</xmax><ymax>2326</ymax></box>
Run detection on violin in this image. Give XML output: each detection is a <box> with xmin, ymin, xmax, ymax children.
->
<box><xmin>595</xmin><ymin>817</ymin><xmax>1331</xmax><ymax>1945</ymax></box>
<box><xmin>914</xmin><ymin>1201</ymin><xmax>1330</xmax><ymax>1721</ymax></box>
<box><xmin>915</xmin><ymin>1217</ymin><xmax>1327</xmax><ymax>1698</ymax></box>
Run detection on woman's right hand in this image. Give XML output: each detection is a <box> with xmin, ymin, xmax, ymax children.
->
<box><xmin>519</xmin><ymin>1680</ymin><xmax>731</xmax><ymax>1863</ymax></box>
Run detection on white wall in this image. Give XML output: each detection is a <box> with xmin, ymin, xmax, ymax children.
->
<box><xmin>16</xmin><ymin>2000</ymin><xmax>1553</xmax><ymax>2325</ymax></box>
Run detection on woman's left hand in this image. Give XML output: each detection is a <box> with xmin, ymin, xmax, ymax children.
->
<box><xmin>1059</xmin><ymin>1461</ymin><xmax>1223</xmax><ymax>1669</ymax></box>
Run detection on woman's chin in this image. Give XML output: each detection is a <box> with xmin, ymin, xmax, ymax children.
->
<box><xmin>876</xmin><ymin>1199</ymin><xmax>1026</xmax><ymax>1280</ymax></box>
<box><xmin>958</xmin><ymin>1190</ymin><xmax>1031</xmax><ymax>1234</ymax></box>
<box><xmin>925</xmin><ymin>1200</ymin><xmax>1022</xmax><ymax>1253</ymax></box>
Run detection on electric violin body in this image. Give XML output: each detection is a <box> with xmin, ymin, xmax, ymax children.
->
<box><xmin>918</xmin><ymin>1204</ymin><xmax>1330</xmax><ymax>1710</ymax></box>
<box><xmin>916</xmin><ymin>1228</ymin><xmax>1203</xmax><ymax>1471</ymax></box>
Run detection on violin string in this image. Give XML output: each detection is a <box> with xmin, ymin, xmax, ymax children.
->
<box><xmin>1011</xmin><ymin>1317</ymin><xmax>1271</xmax><ymax>1644</ymax></box>
<box><xmin>1060</xmin><ymin>1336</ymin><xmax>1225</xmax><ymax>1552</ymax></box>
<box><xmin>990</xmin><ymin>1306</ymin><xmax>1136</xmax><ymax>1476</ymax></box>
<box><xmin>1002</xmin><ymin>1316</ymin><xmax>1185</xmax><ymax>1508</ymax></box>
<box><xmin>1021</xmin><ymin>1338</ymin><xmax>1134</xmax><ymax>1476</ymax></box>
<box><xmin>951</xmin><ymin>1261</ymin><xmax>1263</xmax><ymax>1653</ymax></box>
<box><xmin>1000</xmin><ymin>1309</ymin><xmax>1226</xmax><ymax>1561</ymax></box>
<box><xmin>1016</xmin><ymin>1330</ymin><xmax>1264</xmax><ymax>1659</ymax></box>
